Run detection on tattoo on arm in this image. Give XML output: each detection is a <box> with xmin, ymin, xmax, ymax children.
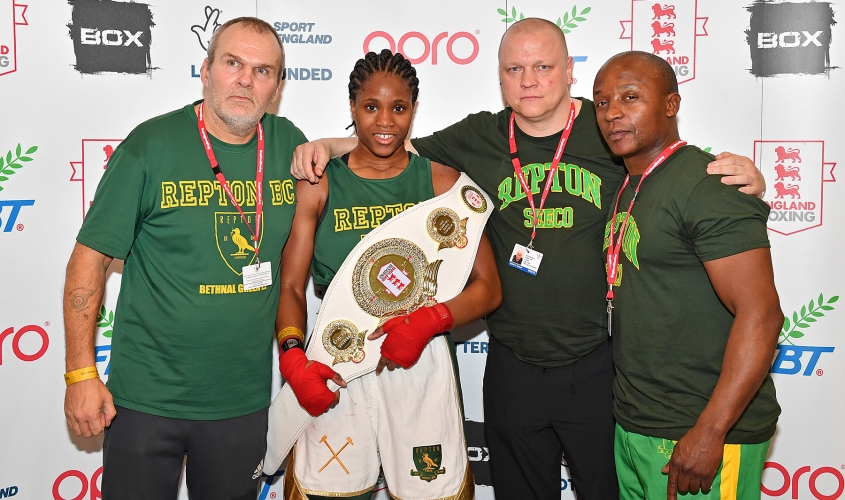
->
<box><xmin>69</xmin><ymin>287</ymin><xmax>95</xmax><ymax>314</ymax></box>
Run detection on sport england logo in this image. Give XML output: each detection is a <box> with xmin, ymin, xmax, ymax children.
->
<box><xmin>70</xmin><ymin>139</ymin><xmax>123</xmax><ymax>219</ymax></box>
<box><xmin>0</xmin><ymin>1</ymin><xmax>28</xmax><ymax>76</ymax></box>
<box><xmin>364</xmin><ymin>31</ymin><xmax>479</xmax><ymax>65</ymax></box>
<box><xmin>68</xmin><ymin>0</ymin><xmax>155</xmax><ymax>75</ymax></box>
<box><xmin>620</xmin><ymin>0</ymin><xmax>709</xmax><ymax>83</ymax></box>
<box><xmin>746</xmin><ymin>2</ymin><xmax>835</xmax><ymax>77</ymax></box>
<box><xmin>754</xmin><ymin>140</ymin><xmax>836</xmax><ymax>235</ymax></box>
<box><xmin>0</xmin><ymin>142</ymin><xmax>38</xmax><ymax>233</ymax></box>
<box><xmin>772</xmin><ymin>292</ymin><xmax>838</xmax><ymax>377</ymax></box>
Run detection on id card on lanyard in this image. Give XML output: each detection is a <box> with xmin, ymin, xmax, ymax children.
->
<box><xmin>508</xmin><ymin>99</ymin><xmax>576</xmax><ymax>276</ymax></box>
<box><xmin>604</xmin><ymin>140</ymin><xmax>686</xmax><ymax>334</ymax></box>
<box><xmin>197</xmin><ymin>102</ymin><xmax>271</xmax><ymax>290</ymax></box>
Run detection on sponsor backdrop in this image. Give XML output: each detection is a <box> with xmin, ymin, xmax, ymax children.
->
<box><xmin>0</xmin><ymin>0</ymin><xmax>841</xmax><ymax>498</ymax></box>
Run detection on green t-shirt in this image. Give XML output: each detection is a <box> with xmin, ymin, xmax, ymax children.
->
<box><xmin>412</xmin><ymin>99</ymin><xmax>626</xmax><ymax>367</ymax></box>
<box><xmin>76</xmin><ymin>102</ymin><xmax>304</xmax><ymax>419</ymax></box>
<box><xmin>605</xmin><ymin>145</ymin><xmax>780</xmax><ymax>443</ymax></box>
<box><xmin>311</xmin><ymin>154</ymin><xmax>434</xmax><ymax>291</ymax></box>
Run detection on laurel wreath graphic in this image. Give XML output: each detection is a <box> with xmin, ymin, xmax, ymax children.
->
<box><xmin>498</xmin><ymin>5</ymin><xmax>592</xmax><ymax>34</ymax></box>
<box><xmin>556</xmin><ymin>6</ymin><xmax>592</xmax><ymax>34</ymax></box>
<box><xmin>779</xmin><ymin>293</ymin><xmax>839</xmax><ymax>346</ymax></box>
<box><xmin>97</xmin><ymin>305</ymin><xmax>115</xmax><ymax>339</ymax></box>
<box><xmin>0</xmin><ymin>144</ymin><xmax>38</xmax><ymax>191</ymax></box>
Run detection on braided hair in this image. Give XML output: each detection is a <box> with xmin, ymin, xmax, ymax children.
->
<box><xmin>348</xmin><ymin>49</ymin><xmax>420</xmax><ymax>104</ymax></box>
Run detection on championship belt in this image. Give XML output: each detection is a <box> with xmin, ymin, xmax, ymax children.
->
<box><xmin>263</xmin><ymin>173</ymin><xmax>492</xmax><ymax>474</ymax></box>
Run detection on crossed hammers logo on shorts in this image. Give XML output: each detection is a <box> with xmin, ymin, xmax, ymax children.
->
<box><xmin>319</xmin><ymin>435</ymin><xmax>354</xmax><ymax>474</ymax></box>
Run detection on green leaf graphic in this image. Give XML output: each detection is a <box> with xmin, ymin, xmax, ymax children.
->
<box><xmin>779</xmin><ymin>293</ymin><xmax>839</xmax><ymax>345</ymax></box>
<box><xmin>497</xmin><ymin>8</ymin><xmax>507</xmax><ymax>15</ymax></box>
<box><xmin>103</xmin><ymin>330</ymin><xmax>113</xmax><ymax>339</ymax></box>
<box><xmin>0</xmin><ymin>143</ymin><xmax>38</xmax><ymax>189</ymax></box>
<box><xmin>581</xmin><ymin>6</ymin><xmax>592</xmax><ymax>14</ymax></box>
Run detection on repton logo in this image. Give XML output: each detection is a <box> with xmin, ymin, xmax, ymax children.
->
<box><xmin>70</xmin><ymin>139</ymin><xmax>123</xmax><ymax>218</ymax></box>
<box><xmin>0</xmin><ymin>1</ymin><xmax>28</xmax><ymax>76</ymax></box>
<box><xmin>754</xmin><ymin>140</ymin><xmax>836</xmax><ymax>235</ymax></box>
<box><xmin>620</xmin><ymin>1</ymin><xmax>709</xmax><ymax>83</ymax></box>
<box><xmin>68</xmin><ymin>0</ymin><xmax>155</xmax><ymax>75</ymax></box>
<box><xmin>215</xmin><ymin>212</ymin><xmax>263</xmax><ymax>276</ymax></box>
<box><xmin>746</xmin><ymin>2</ymin><xmax>836</xmax><ymax>77</ymax></box>
<box><xmin>411</xmin><ymin>444</ymin><xmax>446</xmax><ymax>482</ymax></box>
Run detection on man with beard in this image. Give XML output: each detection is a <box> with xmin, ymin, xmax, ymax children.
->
<box><xmin>62</xmin><ymin>18</ymin><xmax>316</xmax><ymax>499</ymax></box>
<box><xmin>291</xmin><ymin>18</ymin><xmax>765</xmax><ymax>500</ymax></box>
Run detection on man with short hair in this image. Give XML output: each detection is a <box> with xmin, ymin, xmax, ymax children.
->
<box><xmin>594</xmin><ymin>51</ymin><xmax>782</xmax><ymax>500</ymax></box>
<box><xmin>62</xmin><ymin>17</ymin><xmax>310</xmax><ymax>499</ymax></box>
<box><xmin>292</xmin><ymin>18</ymin><xmax>765</xmax><ymax>499</ymax></box>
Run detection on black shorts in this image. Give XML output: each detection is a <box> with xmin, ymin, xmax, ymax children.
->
<box><xmin>101</xmin><ymin>406</ymin><xmax>268</xmax><ymax>500</ymax></box>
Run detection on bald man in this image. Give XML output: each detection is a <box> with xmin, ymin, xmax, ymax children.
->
<box><xmin>594</xmin><ymin>51</ymin><xmax>782</xmax><ymax>500</ymax></box>
<box><xmin>292</xmin><ymin>19</ymin><xmax>767</xmax><ymax>499</ymax></box>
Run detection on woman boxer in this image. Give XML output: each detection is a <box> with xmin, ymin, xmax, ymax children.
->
<box><xmin>276</xmin><ymin>49</ymin><xmax>500</xmax><ymax>500</ymax></box>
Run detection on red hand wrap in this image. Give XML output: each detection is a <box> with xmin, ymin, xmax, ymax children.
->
<box><xmin>380</xmin><ymin>303</ymin><xmax>454</xmax><ymax>369</ymax></box>
<box><xmin>279</xmin><ymin>348</ymin><xmax>336</xmax><ymax>416</ymax></box>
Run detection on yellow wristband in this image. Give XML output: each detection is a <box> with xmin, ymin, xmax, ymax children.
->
<box><xmin>277</xmin><ymin>326</ymin><xmax>305</xmax><ymax>344</ymax></box>
<box><xmin>64</xmin><ymin>366</ymin><xmax>100</xmax><ymax>387</ymax></box>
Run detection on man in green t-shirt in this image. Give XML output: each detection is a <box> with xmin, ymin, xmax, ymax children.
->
<box><xmin>62</xmin><ymin>18</ymin><xmax>313</xmax><ymax>499</ymax></box>
<box><xmin>594</xmin><ymin>51</ymin><xmax>782</xmax><ymax>500</ymax></box>
<box><xmin>290</xmin><ymin>19</ymin><xmax>766</xmax><ymax>500</ymax></box>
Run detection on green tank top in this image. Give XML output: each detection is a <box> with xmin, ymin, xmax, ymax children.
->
<box><xmin>311</xmin><ymin>153</ymin><xmax>435</xmax><ymax>293</ymax></box>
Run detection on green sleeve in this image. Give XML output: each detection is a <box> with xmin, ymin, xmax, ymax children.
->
<box><xmin>684</xmin><ymin>176</ymin><xmax>771</xmax><ymax>262</ymax></box>
<box><xmin>411</xmin><ymin>118</ymin><xmax>474</xmax><ymax>173</ymax></box>
<box><xmin>76</xmin><ymin>148</ymin><xmax>151</xmax><ymax>260</ymax></box>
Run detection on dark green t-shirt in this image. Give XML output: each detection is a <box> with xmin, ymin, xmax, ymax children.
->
<box><xmin>605</xmin><ymin>145</ymin><xmax>780</xmax><ymax>443</ymax></box>
<box><xmin>77</xmin><ymin>102</ymin><xmax>304</xmax><ymax>419</ymax></box>
<box><xmin>412</xmin><ymin>99</ymin><xmax>626</xmax><ymax>366</ymax></box>
<box><xmin>311</xmin><ymin>154</ymin><xmax>434</xmax><ymax>290</ymax></box>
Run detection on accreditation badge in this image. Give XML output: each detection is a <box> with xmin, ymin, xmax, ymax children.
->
<box><xmin>508</xmin><ymin>244</ymin><xmax>543</xmax><ymax>276</ymax></box>
<box><xmin>242</xmin><ymin>261</ymin><xmax>272</xmax><ymax>290</ymax></box>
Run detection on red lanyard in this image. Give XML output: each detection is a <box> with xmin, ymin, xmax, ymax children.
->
<box><xmin>509</xmin><ymin>99</ymin><xmax>576</xmax><ymax>247</ymax></box>
<box><xmin>605</xmin><ymin>140</ymin><xmax>686</xmax><ymax>300</ymax></box>
<box><xmin>197</xmin><ymin>102</ymin><xmax>265</xmax><ymax>262</ymax></box>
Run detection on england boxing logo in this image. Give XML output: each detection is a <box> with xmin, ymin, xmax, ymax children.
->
<box><xmin>754</xmin><ymin>140</ymin><xmax>836</xmax><ymax>235</ymax></box>
<box><xmin>70</xmin><ymin>139</ymin><xmax>123</xmax><ymax>219</ymax></box>
<box><xmin>0</xmin><ymin>2</ymin><xmax>28</xmax><ymax>77</ymax></box>
<box><xmin>620</xmin><ymin>0</ymin><xmax>709</xmax><ymax>84</ymax></box>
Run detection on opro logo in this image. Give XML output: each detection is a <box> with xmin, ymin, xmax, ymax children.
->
<box><xmin>363</xmin><ymin>31</ymin><xmax>479</xmax><ymax>65</ymax></box>
<box><xmin>0</xmin><ymin>325</ymin><xmax>49</xmax><ymax>365</ymax></box>
<box><xmin>762</xmin><ymin>462</ymin><xmax>844</xmax><ymax>500</ymax></box>
<box><xmin>52</xmin><ymin>468</ymin><xmax>102</xmax><ymax>500</ymax></box>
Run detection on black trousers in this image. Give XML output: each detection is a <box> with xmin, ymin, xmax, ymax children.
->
<box><xmin>101</xmin><ymin>406</ymin><xmax>268</xmax><ymax>500</ymax></box>
<box><xmin>483</xmin><ymin>336</ymin><xmax>618</xmax><ymax>500</ymax></box>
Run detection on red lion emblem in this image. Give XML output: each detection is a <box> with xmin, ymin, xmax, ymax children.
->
<box><xmin>774</xmin><ymin>165</ymin><xmax>801</xmax><ymax>181</ymax></box>
<box><xmin>774</xmin><ymin>182</ymin><xmax>801</xmax><ymax>199</ymax></box>
<box><xmin>652</xmin><ymin>3</ymin><xmax>677</xmax><ymax>19</ymax></box>
<box><xmin>651</xmin><ymin>39</ymin><xmax>675</xmax><ymax>54</ymax></box>
<box><xmin>651</xmin><ymin>21</ymin><xmax>676</xmax><ymax>37</ymax></box>
<box><xmin>775</xmin><ymin>146</ymin><xmax>802</xmax><ymax>163</ymax></box>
